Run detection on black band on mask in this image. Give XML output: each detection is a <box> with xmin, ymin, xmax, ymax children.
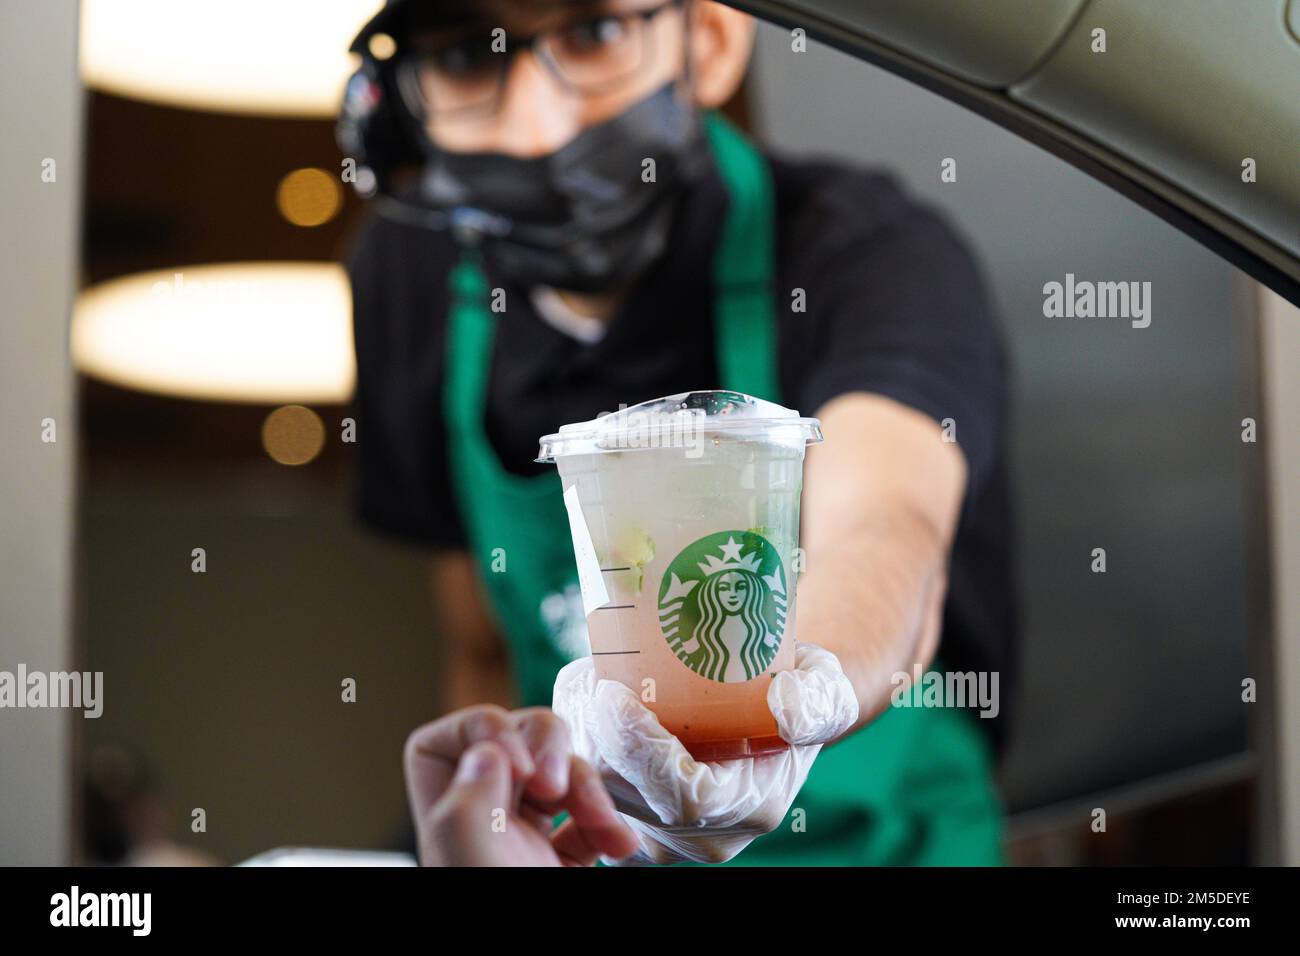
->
<box><xmin>409</xmin><ymin>82</ymin><xmax>712</xmax><ymax>294</ymax></box>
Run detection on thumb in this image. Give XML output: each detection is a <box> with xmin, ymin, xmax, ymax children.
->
<box><xmin>435</xmin><ymin>741</ymin><xmax>514</xmax><ymax>827</ymax></box>
<box><xmin>768</xmin><ymin>642</ymin><xmax>859</xmax><ymax>746</ymax></box>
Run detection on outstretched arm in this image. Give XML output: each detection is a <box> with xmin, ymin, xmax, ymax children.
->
<box><xmin>797</xmin><ymin>391</ymin><xmax>969</xmax><ymax>737</ymax></box>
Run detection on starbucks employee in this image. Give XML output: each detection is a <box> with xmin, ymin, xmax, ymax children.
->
<box><xmin>340</xmin><ymin>0</ymin><xmax>1015</xmax><ymax>865</ymax></box>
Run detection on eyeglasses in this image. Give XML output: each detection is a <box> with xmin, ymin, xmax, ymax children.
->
<box><xmin>395</xmin><ymin>0</ymin><xmax>685</xmax><ymax>123</ymax></box>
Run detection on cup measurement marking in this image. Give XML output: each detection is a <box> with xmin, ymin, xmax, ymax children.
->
<box><xmin>593</xmin><ymin>566</ymin><xmax>637</xmax><ymax>650</ymax></box>
<box><xmin>598</xmin><ymin>567</ymin><xmax>637</xmax><ymax>608</ymax></box>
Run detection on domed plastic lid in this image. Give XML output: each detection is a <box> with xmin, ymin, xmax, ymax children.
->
<box><xmin>537</xmin><ymin>390</ymin><xmax>823</xmax><ymax>461</ymax></box>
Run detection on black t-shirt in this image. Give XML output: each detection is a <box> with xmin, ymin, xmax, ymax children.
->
<box><xmin>344</xmin><ymin>147</ymin><xmax>1018</xmax><ymax>753</ymax></box>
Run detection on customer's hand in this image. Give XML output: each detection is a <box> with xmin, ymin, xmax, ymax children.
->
<box><xmin>404</xmin><ymin>705</ymin><xmax>640</xmax><ymax>866</ymax></box>
<box><xmin>553</xmin><ymin>643</ymin><xmax>859</xmax><ymax>864</ymax></box>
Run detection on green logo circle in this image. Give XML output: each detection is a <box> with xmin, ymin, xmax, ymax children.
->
<box><xmin>657</xmin><ymin>531</ymin><xmax>788</xmax><ymax>683</ymax></box>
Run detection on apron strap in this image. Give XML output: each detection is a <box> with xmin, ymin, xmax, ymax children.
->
<box><xmin>703</xmin><ymin>112</ymin><xmax>781</xmax><ymax>403</ymax></box>
<box><xmin>445</xmin><ymin>110</ymin><xmax>783</xmax><ymax>440</ymax></box>
<box><xmin>445</xmin><ymin>246</ymin><xmax>491</xmax><ymax>435</ymax></box>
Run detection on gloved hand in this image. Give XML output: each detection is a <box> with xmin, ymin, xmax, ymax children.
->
<box><xmin>553</xmin><ymin>642</ymin><xmax>859</xmax><ymax>865</ymax></box>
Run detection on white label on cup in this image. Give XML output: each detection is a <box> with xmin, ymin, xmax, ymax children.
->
<box><xmin>563</xmin><ymin>484</ymin><xmax>610</xmax><ymax>618</ymax></box>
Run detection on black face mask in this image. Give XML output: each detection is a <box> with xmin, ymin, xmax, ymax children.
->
<box><xmin>414</xmin><ymin>83</ymin><xmax>711</xmax><ymax>294</ymax></box>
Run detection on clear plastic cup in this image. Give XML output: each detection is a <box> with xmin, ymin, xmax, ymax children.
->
<box><xmin>538</xmin><ymin>390</ymin><xmax>823</xmax><ymax>761</ymax></box>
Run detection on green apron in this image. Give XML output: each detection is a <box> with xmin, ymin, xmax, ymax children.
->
<box><xmin>442</xmin><ymin>112</ymin><xmax>1005</xmax><ymax>866</ymax></box>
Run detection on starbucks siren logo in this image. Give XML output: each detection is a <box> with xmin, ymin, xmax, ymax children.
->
<box><xmin>658</xmin><ymin>531</ymin><xmax>787</xmax><ymax>682</ymax></box>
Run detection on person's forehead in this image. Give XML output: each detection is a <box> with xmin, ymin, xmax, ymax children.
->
<box><xmin>413</xmin><ymin>0</ymin><xmax>630</xmax><ymax>31</ymax></box>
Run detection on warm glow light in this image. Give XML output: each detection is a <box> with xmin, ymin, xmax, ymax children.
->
<box><xmin>262</xmin><ymin>405</ymin><xmax>328</xmax><ymax>465</ymax></box>
<box><xmin>72</xmin><ymin>263</ymin><xmax>356</xmax><ymax>404</ymax></box>
<box><xmin>80</xmin><ymin>0</ymin><xmax>384</xmax><ymax>116</ymax></box>
<box><xmin>368</xmin><ymin>33</ymin><xmax>397</xmax><ymax>61</ymax></box>
<box><xmin>277</xmin><ymin>168</ymin><xmax>343</xmax><ymax>227</ymax></box>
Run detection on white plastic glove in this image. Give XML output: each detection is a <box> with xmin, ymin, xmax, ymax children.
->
<box><xmin>552</xmin><ymin>642</ymin><xmax>859</xmax><ymax>865</ymax></box>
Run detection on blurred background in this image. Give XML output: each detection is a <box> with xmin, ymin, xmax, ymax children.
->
<box><xmin>2</xmin><ymin>0</ymin><xmax>1296</xmax><ymax>866</ymax></box>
